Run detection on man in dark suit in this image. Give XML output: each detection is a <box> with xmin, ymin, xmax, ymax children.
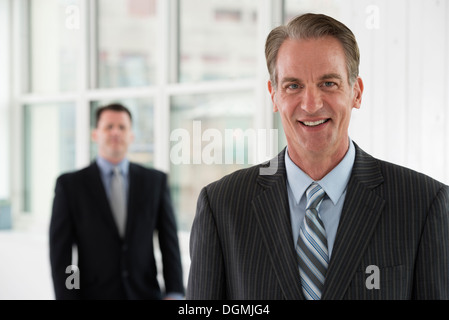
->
<box><xmin>187</xmin><ymin>13</ymin><xmax>449</xmax><ymax>299</ymax></box>
<box><xmin>49</xmin><ymin>103</ymin><xmax>184</xmax><ymax>299</ymax></box>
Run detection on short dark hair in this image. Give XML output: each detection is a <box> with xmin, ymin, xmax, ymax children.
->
<box><xmin>265</xmin><ymin>13</ymin><xmax>360</xmax><ymax>88</ymax></box>
<box><xmin>95</xmin><ymin>103</ymin><xmax>132</xmax><ymax>127</ymax></box>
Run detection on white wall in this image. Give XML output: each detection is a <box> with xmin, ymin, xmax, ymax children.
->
<box><xmin>346</xmin><ymin>0</ymin><xmax>449</xmax><ymax>184</ymax></box>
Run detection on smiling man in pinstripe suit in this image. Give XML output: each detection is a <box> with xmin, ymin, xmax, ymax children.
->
<box><xmin>187</xmin><ymin>13</ymin><xmax>449</xmax><ymax>300</ymax></box>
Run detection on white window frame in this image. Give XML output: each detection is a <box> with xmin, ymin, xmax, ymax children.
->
<box><xmin>10</xmin><ymin>0</ymin><xmax>283</xmax><ymax>226</ymax></box>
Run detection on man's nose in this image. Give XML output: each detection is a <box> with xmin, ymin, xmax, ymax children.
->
<box><xmin>110</xmin><ymin>126</ymin><xmax>122</xmax><ymax>135</ymax></box>
<box><xmin>300</xmin><ymin>86</ymin><xmax>323</xmax><ymax>114</ymax></box>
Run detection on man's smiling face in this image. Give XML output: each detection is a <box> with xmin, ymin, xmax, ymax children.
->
<box><xmin>269</xmin><ymin>36</ymin><xmax>363</xmax><ymax>165</ymax></box>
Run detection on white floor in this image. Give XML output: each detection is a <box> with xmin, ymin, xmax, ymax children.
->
<box><xmin>0</xmin><ymin>229</ymin><xmax>191</xmax><ymax>300</ymax></box>
<box><xmin>0</xmin><ymin>230</ymin><xmax>55</xmax><ymax>300</ymax></box>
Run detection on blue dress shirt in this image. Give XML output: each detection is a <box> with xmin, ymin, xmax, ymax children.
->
<box><xmin>96</xmin><ymin>157</ymin><xmax>130</xmax><ymax>203</ymax></box>
<box><xmin>285</xmin><ymin>139</ymin><xmax>355</xmax><ymax>258</ymax></box>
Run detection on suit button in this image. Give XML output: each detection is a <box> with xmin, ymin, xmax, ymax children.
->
<box><xmin>122</xmin><ymin>244</ymin><xmax>128</xmax><ymax>252</ymax></box>
<box><xmin>122</xmin><ymin>270</ymin><xmax>129</xmax><ymax>278</ymax></box>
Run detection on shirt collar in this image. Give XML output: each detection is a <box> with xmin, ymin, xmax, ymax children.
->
<box><xmin>96</xmin><ymin>156</ymin><xmax>129</xmax><ymax>176</ymax></box>
<box><xmin>285</xmin><ymin>138</ymin><xmax>355</xmax><ymax>205</ymax></box>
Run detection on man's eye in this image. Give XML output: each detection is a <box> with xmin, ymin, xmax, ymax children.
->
<box><xmin>287</xmin><ymin>84</ymin><xmax>299</xmax><ymax>89</ymax></box>
<box><xmin>323</xmin><ymin>81</ymin><xmax>336</xmax><ymax>88</ymax></box>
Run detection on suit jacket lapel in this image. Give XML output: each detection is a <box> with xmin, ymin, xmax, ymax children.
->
<box><xmin>322</xmin><ymin>144</ymin><xmax>385</xmax><ymax>299</ymax></box>
<box><xmin>252</xmin><ymin>149</ymin><xmax>305</xmax><ymax>300</ymax></box>
<box><xmin>86</xmin><ymin>162</ymin><xmax>119</xmax><ymax>234</ymax></box>
<box><xmin>125</xmin><ymin>163</ymin><xmax>140</xmax><ymax>239</ymax></box>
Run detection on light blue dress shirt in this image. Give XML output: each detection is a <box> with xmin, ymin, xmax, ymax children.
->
<box><xmin>96</xmin><ymin>157</ymin><xmax>129</xmax><ymax>203</ymax></box>
<box><xmin>285</xmin><ymin>139</ymin><xmax>355</xmax><ymax>258</ymax></box>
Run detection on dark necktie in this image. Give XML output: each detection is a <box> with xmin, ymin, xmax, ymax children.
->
<box><xmin>110</xmin><ymin>167</ymin><xmax>126</xmax><ymax>237</ymax></box>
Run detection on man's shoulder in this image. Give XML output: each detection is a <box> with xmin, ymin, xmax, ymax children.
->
<box><xmin>56</xmin><ymin>163</ymin><xmax>96</xmax><ymax>182</ymax></box>
<box><xmin>129</xmin><ymin>162</ymin><xmax>166</xmax><ymax>178</ymax></box>
<box><xmin>378</xmin><ymin>158</ymin><xmax>447</xmax><ymax>189</ymax></box>
<box><xmin>210</xmin><ymin>165</ymin><xmax>261</xmax><ymax>186</ymax></box>
<box><xmin>204</xmin><ymin>156</ymin><xmax>281</xmax><ymax>194</ymax></box>
<box><xmin>128</xmin><ymin>163</ymin><xmax>170</xmax><ymax>188</ymax></box>
<box><xmin>356</xmin><ymin>145</ymin><xmax>448</xmax><ymax>191</ymax></box>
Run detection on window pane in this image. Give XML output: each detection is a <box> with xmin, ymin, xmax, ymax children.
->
<box><xmin>179</xmin><ymin>0</ymin><xmax>258</xmax><ymax>82</ymax></box>
<box><xmin>170</xmin><ymin>91</ymin><xmax>256</xmax><ymax>230</ymax></box>
<box><xmin>0</xmin><ymin>107</ymin><xmax>10</xmax><ymax>229</ymax></box>
<box><xmin>284</xmin><ymin>0</ymin><xmax>342</xmax><ymax>22</ymax></box>
<box><xmin>24</xmin><ymin>103</ymin><xmax>76</xmax><ymax>218</ymax></box>
<box><xmin>30</xmin><ymin>0</ymin><xmax>80</xmax><ymax>93</ymax></box>
<box><xmin>97</xmin><ymin>0</ymin><xmax>158</xmax><ymax>88</ymax></box>
<box><xmin>90</xmin><ymin>98</ymin><xmax>154</xmax><ymax>166</ymax></box>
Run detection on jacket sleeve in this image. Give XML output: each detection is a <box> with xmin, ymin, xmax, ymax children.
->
<box><xmin>186</xmin><ymin>186</ymin><xmax>226</xmax><ymax>299</ymax></box>
<box><xmin>413</xmin><ymin>185</ymin><xmax>449</xmax><ymax>299</ymax></box>
<box><xmin>156</xmin><ymin>173</ymin><xmax>185</xmax><ymax>297</ymax></box>
<box><xmin>49</xmin><ymin>175</ymin><xmax>80</xmax><ymax>300</ymax></box>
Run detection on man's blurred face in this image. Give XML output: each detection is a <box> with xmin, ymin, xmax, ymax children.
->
<box><xmin>92</xmin><ymin>110</ymin><xmax>134</xmax><ymax>164</ymax></box>
<box><xmin>268</xmin><ymin>36</ymin><xmax>363</xmax><ymax>164</ymax></box>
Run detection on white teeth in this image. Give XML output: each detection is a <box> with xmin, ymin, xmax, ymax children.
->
<box><xmin>303</xmin><ymin>119</ymin><xmax>327</xmax><ymax>127</ymax></box>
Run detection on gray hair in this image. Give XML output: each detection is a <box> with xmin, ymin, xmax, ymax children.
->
<box><xmin>265</xmin><ymin>13</ymin><xmax>360</xmax><ymax>88</ymax></box>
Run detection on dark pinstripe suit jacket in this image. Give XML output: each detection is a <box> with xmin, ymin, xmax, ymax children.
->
<box><xmin>187</xmin><ymin>143</ymin><xmax>449</xmax><ymax>299</ymax></box>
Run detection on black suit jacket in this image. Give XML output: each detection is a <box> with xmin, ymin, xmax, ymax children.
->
<box><xmin>187</xmin><ymin>143</ymin><xmax>449</xmax><ymax>299</ymax></box>
<box><xmin>49</xmin><ymin>161</ymin><xmax>184</xmax><ymax>299</ymax></box>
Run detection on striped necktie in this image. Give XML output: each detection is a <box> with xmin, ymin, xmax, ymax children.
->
<box><xmin>110</xmin><ymin>167</ymin><xmax>126</xmax><ymax>238</ymax></box>
<box><xmin>296</xmin><ymin>182</ymin><xmax>328</xmax><ymax>300</ymax></box>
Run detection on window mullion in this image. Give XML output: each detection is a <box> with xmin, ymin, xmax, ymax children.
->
<box><xmin>75</xmin><ymin>0</ymin><xmax>91</xmax><ymax>169</ymax></box>
<box><xmin>153</xmin><ymin>0</ymin><xmax>173</xmax><ymax>172</ymax></box>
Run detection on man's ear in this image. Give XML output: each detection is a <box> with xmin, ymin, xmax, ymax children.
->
<box><xmin>91</xmin><ymin>128</ymin><xmax>98</xmax><ymax>142</ymax></box>
<box><xmin>352</xmin><ymin>76</ymin><xmax>364</xmax><ymax>109</ymax></box>
<box><xmin>268</xmin><ymin>80</ymin><xmax>278</xmax><ymax>112</ymax></box>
